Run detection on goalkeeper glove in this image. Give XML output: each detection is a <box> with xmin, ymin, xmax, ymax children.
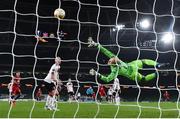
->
<box><xmin>88</xmin><ymin>37</ymin><xmax>98</xmax><ymax>47</ymax></box>
<box><xmin>89</xmin><ymin>69</ymin><xmax>100</xmax><ymax>76</ymax></box>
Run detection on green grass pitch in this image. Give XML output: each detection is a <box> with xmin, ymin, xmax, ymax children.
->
<box><xmin>0</xmin><ymin>101</ymin><xmax>179</xmax><ymax>118</ymax></box>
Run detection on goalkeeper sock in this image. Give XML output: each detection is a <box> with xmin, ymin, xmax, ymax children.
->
<box><xmin>156</xmin><ymin>63</ymin><xmax>170</xmax><ymax>69</ymax></box>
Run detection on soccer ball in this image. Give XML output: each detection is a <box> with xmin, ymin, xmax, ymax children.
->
<box><xmin>54</xmin><ymin>8</ymin><xmax>65</xmax><ymax>19</ymax></box>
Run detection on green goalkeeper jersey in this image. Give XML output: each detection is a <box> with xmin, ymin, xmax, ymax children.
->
<box><xmin>100</xmin><ymin>61</ymin><xmax>137</xmax><ymax>82</ymax></box>
<box><xmin>98</xmin><ymin>44</ymin><xmax>157</xmax><ymax>82</ymax></box>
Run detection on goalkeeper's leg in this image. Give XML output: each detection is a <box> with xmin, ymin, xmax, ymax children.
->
<box><xmin>129</xmin><ymin>60</ymin><xmax>143</xmax><ymax>69</ymax></box>
<box><xmin>141</xmin><ymin>59</ymin><xmax>157</xmax><ymax>67</ymax></box>
<box><xmin>129</xmin><ymin>59</ymin><xmax>161</xmax><ymax>69</ymax></box>
<box><xmin>142</xmin><ymin>59</ymin><xmax>170</xmax><ymax>68</ymax></box>
<box><xmin>130</xmin><ymin>59</ymin><xmax>169</xmax><ymax>69</ymax></box>
<box><xmin>136</xmin><ymin>72</ymin><xmax>156</xmax><ymax>82</ymax></box>
<box><xmin>144</xmin><ymin>73</ymin><xmax>157</xmax><ymax>81</ymax></box>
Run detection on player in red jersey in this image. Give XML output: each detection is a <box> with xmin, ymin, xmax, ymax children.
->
<box><xmin>99</xmin><ymin>85</ymin><xmax>106</xmax><ymax>102</ymax></box>
<box><xmin>9</xmin><ymin>71</ymin><xmax>21</xmax><ymax>106</ymax></box>
<box><xmin>163</xmin><ymin>91</ymin><xmax>170</xmax><ymax>101</ymax></box>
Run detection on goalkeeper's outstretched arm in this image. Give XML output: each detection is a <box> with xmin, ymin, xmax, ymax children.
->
<box><xmin>90</xmin><ymin>66</ymin><xmax>119</xmax><ymax>83</ymax></box>
<box><xmin>97</xmin><ymin>44</ymin><xmax>116</xmax><ymax>59</ymax></box>
<box><xmin>88</xmin><ymin>37</ymin><xmax>116</xmax><ymax>58</ymax></box>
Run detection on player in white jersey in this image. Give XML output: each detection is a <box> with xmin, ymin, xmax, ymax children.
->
<box><xmin>113</xmin><ymin>78</ymin><xmax>120</xmax><ymax>91</ymax></box>
<box><xmin>107</xmin><ymin>86</ymin><xmax>114</xmax><ymax>103</ymax></box>
<box><xmin>112</xmin><ymin>78</ymin><xmax>121</xmax><ymax>105</ymax></box>
<box><xmin>66</xmin><ymin>78</ymin><xmax>74</xmax><ymax>102</ymax></box>
<box><xmin>8</xmin><ymin>82</ymin><xmax>13</xmax><ymax>103</ymax></box>
<box><xmin>8</xmin><ymin>82</ymin><xmax>13</xmax><ymax>94</ymax></box>
<box><xmin>44</xmin><ymin>57</ymin><xmax>61</xmax><ymax>111</ymax></box>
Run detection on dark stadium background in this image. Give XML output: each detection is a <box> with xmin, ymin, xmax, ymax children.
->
<box><xmin>0</xmin><ymin>0</ymin><xmax>180</xmax><ymax>101</ymax></box>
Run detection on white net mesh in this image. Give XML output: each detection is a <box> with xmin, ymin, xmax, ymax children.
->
<box><xmin>0</xmin><ymin>0</ymin><xmax>180</xmax><ymax>118</ymax></box>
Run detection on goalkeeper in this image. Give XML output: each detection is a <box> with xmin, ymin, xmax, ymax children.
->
<box><xmin>88</xmin><ymin>37</ymin><xmax>169</xmax><ymax>83</ymax></box>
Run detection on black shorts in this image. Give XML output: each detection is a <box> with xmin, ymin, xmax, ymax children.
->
<box><xmin>113</xmin><ymin>90</ymin><xmax>120</xmax><ymax>96</ymax></box>
<box><xmin>68</xmin><ymin>92</ymin><xmax>74</xmax><ymax>96</ymax></box>
<box><xmin>44</xmin><ymin>81</ymin><xmax>55</xmax><ymax>92</ymax></box>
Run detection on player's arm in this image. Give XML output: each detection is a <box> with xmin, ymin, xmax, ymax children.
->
<box><xmin>64</xmin><ymin>83</ymin><xmax>67</xmax><ymax>87</ymax></box>
<box><xmin>87</xmin><ymin>37</ymin><xmax>116</xmax><ymax>58</ymax></box>
<box><xmin>100</xmin><ymin>66</ymin><xmax>119</xmax><ymax>83</ymax></box>
<box><xmin>17</xmin><ymin>77</ymin><xmax>21</xmax><ymax>85</ymax></box>
<box><xmin>51</xmin><ymin>69</ymin><xmax>57</xmax><ymax>83</ymax></box>
<box><xmin>8</xmin><ymin>83</ymin><xmax>12</xmax><ymax>89</ymax></box>
<box><xmin>37</xmin><ymin>37</ymin><xmax>48</xmax><ymax>43</ymax></box>
<box><xmin>97</xmin><ymin>44</ymin><xmax>116</xmax><ymax>58</ymax></box>
<box><xmin>12</xmin><ymin>76</ymin><xmax>18</xmax><ymax>84</ymax></box>
<box><xmin>35</xmin><ymin>30</ymin><xmax>48</xmax><ymax>43</ymax></box>
<box><xmin>72</xmin><ymin>83</ymin><xmax>74</xmax><ymax>93</ymax></box>
<box><xmin>11</xmin><ymin>78</ymin><xmax>14</xmax><ymax>85</ymax></box>
<box><xmin>89</xmin><ymin>66</ymin><xmax>119</xmax><ymax>83</ymax></box>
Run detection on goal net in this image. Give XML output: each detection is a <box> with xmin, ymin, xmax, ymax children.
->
<box><xmin>0</xmin><ymin>0</ymin><xmax>180</xmax><ymax>118</ymax></box>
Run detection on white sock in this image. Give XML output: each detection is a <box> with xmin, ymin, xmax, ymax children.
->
<box><xmin>45</xmin><ymin>95</ymin><xmax>51</xmax><ymax>107</ymax></box>
<box><xmin>69</xmin><ymin>97</ymin><xmax>72</xmax><ymax>102</ymax></box>
<box><xmin>9</xmin><ymin>94</ymin><xmax>11</xmax><ymax>102</ymax></box>
<box><xmin>50</xmin><ymin>96</ymin><xmax>56</xmax><ymax>109</ymax></box>
<box><xmin>115</xmin><ymin>96</ymin><xmax>120</xmax><ymax>105</ymax></box>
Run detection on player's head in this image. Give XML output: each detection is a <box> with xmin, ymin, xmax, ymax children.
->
<box><xmin>68</xmin><ymin>78</ymin><xmax>71</xmax><ymax>82</ymax></box>
<box><xmin>55</xmin><ymin>57</ymin><xmax>61</xmax><ymax>64</ymax></box>
<box><xmin>108</xmin><ymin>57</ymin><xmax>120</xmax><ymax>65</ymax></box>
<box><xmin>15</xmin><ymin>71</ymin><xmax>20</xmax><ymax>77</ymax></box>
